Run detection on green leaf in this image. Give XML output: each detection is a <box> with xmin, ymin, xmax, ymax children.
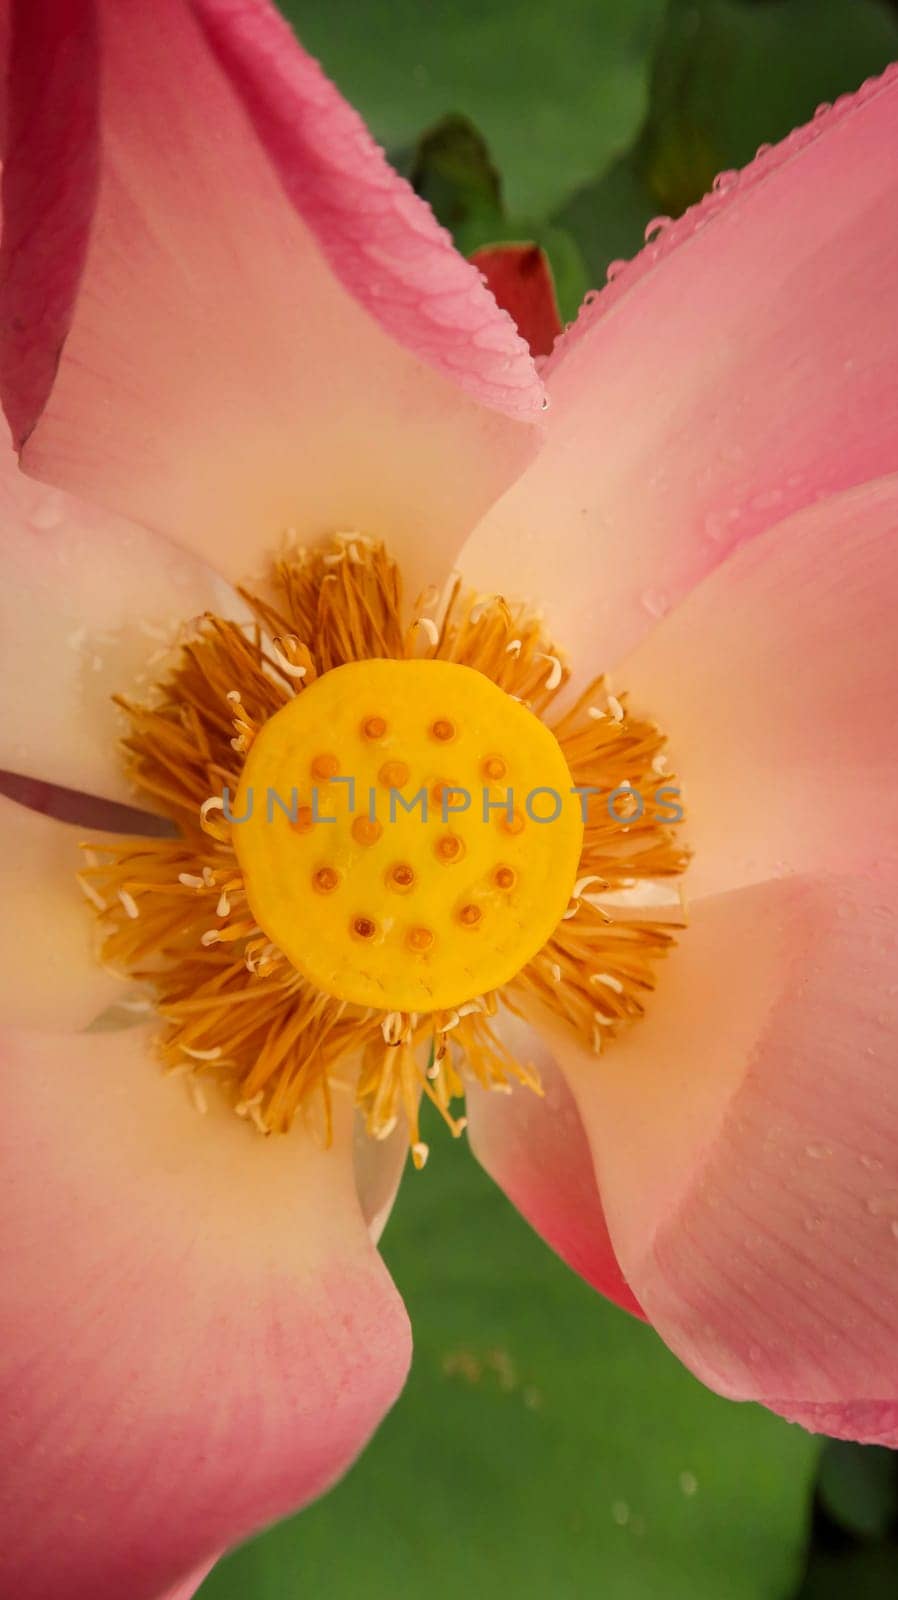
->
<box><xmin>797</xmin><ymin>1543</ymin><xmax>898</xmax><ymax>1600</ymax></box>
<box><xmin>400</xmin><ymin>114</ymin><xmax>588</xmax><ymax>321</ymax></box>
<box><xmin>408</xmin><ymin>115</ymin><xmax>503</xmax><ymax>238</ymax></box>
<box><xmin>551</xmin><ymin>0</ymin><xmax>898</xmax><ymax>292</ymax></box>
<box><xmin>817</xmin><ymin>1440</ymin><xmax>898</xmax><ymax>1539</ymax></box>
<box><xmin>277</xmin><ymin>0</ymin><xmax>666</xmax><ymax>218</ymax></box>
<box><xmin>199</xmin><ymin>1112</ymin><xmax>818</xmax><ymax>1600</ymax></box>
<box><xmin>553</xmin><ymin>151</ymin><xmax>657</xmax><ymax>296</ymax></box>
<box><xmin>639</xmin><ymin>0</ymin><xmax>898</xmax><ymax>218</ymax></box>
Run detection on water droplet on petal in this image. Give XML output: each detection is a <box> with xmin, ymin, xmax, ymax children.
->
<box><xmin>644</xmin><ymin>215</ymin><xmax>672</xmax><ymax>244</ymax></box>
<box><xmin>703</xmin><ymin>506</ymin><xmax>742</xmax><ymax>544</ymax></box>
<box><xmin>640</xmin><ymin>587</ymin><xmax>670</xmax><ymax>620</ymax></box>
<box><xmin>805</xmin><ymin>1142</ymin><xmax>832</xmax><ymax>1160</ymax></box>
<box><xmin>29</xmin><ymin>492</ymin><xmax>66</xmax><ymax>531</ymax></box>
<box><xmin>750</xmin><ymin>488</ymin><xmax>783</xmax><ymax>513</ymax></box>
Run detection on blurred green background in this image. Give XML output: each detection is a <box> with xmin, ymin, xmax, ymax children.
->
<box><xmin>199</xmin><ymin>2</ymin><xmax>898</xmax><ymax>1596</ymax></box>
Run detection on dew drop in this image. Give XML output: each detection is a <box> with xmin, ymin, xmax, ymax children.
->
<box><xmin>644</xmin><ymin>215</ymin><xmax>672</xmax><ymax>244</ymax></box>
<box><xmin>605</xmin><ymin>258</ymin><xmax>627</xmax><ymax>283</ymax></box>
<box><xmin>750</xmin><ymin>488</ymin><xmax>783</xmax><ymax>513</ymax></box>
<box><xmin>29</xmin><ymin>492</ymin><xmax>65</xmax><ymax>531</ymax></box>
<box><xmin>703</xmin><ymin>507</ymin><xmax>740</xmax><ymax>543</ymax></box>
<box><xmin>712</xmin><ymin>169</ymin><xmax>738</xmax><ymax>194</ymax></box>
<box><xmin>805</xmin><ymin>1142</ymin><xmax>832</xmax><ymax>1160</ymax></box>
<box><xmin>640</xmin><ymin>587</ymin><xmax>670</xmax><ymax>620</ymax></box>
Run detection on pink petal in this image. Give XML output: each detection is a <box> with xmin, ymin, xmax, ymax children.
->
<box><xmin>469</xmin><ymin>245</ymin><xmax>563</xmax><ymax>359</ymax></box>
<box><xmin>466</xmin><ymin>1014</ymin><xmax>642</xmax><ymax>1317</ymax></box>
<box><xmin>617</xmin><ymin>475</ymin><xmax>898</xmax><ymax>897</ymax></box>
<box><xmin>1</xmin><ymin>0</ymin><xmax>543</xmax><ymax>599</ymax></box>
<box><xmin>459</xmin><ymin>65</ymin><xmax>898</xmax><ymax>670</ymax></box>
<box><xmin>0</xmin><ymin>797</ymin><xmax>122</xmax><ymax>1030</ymax></box>
<box><xmin>554</xmin><ymin>873</ymin><xmax>898</xmax><ymax>1428</ymax></box>
<box><xmin>767</xmin><ymin>1399</ymin><xmax>898</xmax><ymax>1447</ymax></box>
<box><xmin>1</xmin><ymin>1026</ymin><xmax>411</xmax><ymax>1600</ymax></box>
<box><xmin>154</xmin><ymin>1559</ymin><xmax>219</xmax><ymax>1600</ymax></box>
<box><xmin>0</xmin><ymin>431</ymin><xmax>235</xmax><ymax>802</ymax></box>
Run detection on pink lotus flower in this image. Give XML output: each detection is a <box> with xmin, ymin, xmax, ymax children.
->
<box><xmin>2</xmin><ymin>2</ymin><xmax>898</xmax><ymax>1596</ymax></box>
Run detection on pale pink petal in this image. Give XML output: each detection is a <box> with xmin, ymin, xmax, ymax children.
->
<box><xmin>0</xmin><ymin>434</ymin><xmax>234</xmax><ymax>802</ymax></box>
<box><xmin>0</xmin><ymin>797</ymin><xmax>122</xmax><ymax>1030</ymax></box>
<box><xmin>0</xmin><ymin>1025</ymin><xmax>411</xmax><ymax>1600</ymax></box>
<box><xmin>459</xmin><ymin>65</ymin><xmax>898</xmax><ymax>669</ymax></box>
<box><xmin>1</xmin><ymin>0</ymin><xmax>543</xmax><ymax>600</ymax></box>
<box><xmin>553</xmin><ymin>874</ymin><xmax>898</xmax><ymax>1427</ymax></box>
<box><xmin>616</xmin><ymin>475</ymin><xmax>898</xmax><ymax>897</ymax></box>
<box><xmin>466</xmin><ymin>1013</ymin><xmax>642</xmax><ymax>1316</ymax></box>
